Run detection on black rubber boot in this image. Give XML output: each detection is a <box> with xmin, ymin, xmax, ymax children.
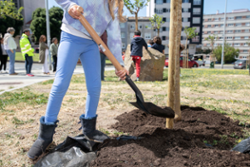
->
<box><xmin>80</xmin><ymin>114</ymin><xmax>109</xmax><ymax>143</ymax></box>
<box><xmin>27</xmin><ymin>116</ymin><xmax>58</xmax><ymax>159</ymax></box>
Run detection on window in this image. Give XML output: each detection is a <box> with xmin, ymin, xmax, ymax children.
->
<box><xmin>247</xmin><ymin>15</ymin><xmax>250</xmax><ymax>19</ymax></box>
<box><xmin>208</xmin><ymin>18</ymin><xmax>212</xmax><ymax>21</ymax></box>
<box><xmin>214</xmin><ymin>24</ymin><xmax>219</xmax><ymax>28</ymax></box>
<box><xmin>193</xmin><ymin>17</ymin><xmax>200</xmax><ymax>24</ymax></box>
<box><xmin>145</xmin><ymin>33</ymin><xmax>151</xmax><ymax>39</ymax></box>
<box><xmin>228</xmin><ymin>43</ymin><xmax>233</xmax><ymax>46</ymax></box>
<box><xmin>207</xmin><ymin>31</ymin><xmax>211</xmax><ymax>34</ymax></box>
<box><xmin>228</xmin><ymin>17</ymin><xmax>234</xmax><ymax>20</ymax></box>
<box><xmin>246</xmin><ymin>23</ymin><xmax>250</xmax><ymax>26</ymax></box>
<box><xmin>227</xmin><ymin>30</ymin><xmax>233</xmax><ymax>33</ymax></box>
<box><xmin>214</xmin><ymin>18</ymin><xmax>219</xmax><ymax>21</ymax></box>
<box><xmin>234</xmin><ymin>43</ymin><xmax>240</xmax><ymax>46</ymax></box>
<box><xmin>214</xmin><ymin>31</ymin><xmax>218</xmax><ymax>34</ymax></box>
<box><xmin>193</xmin><ymin>0</ymin><xmax>201</xmax><ymax>5</ymax></box>
<box><xmin>121</xmin><ymin>32</ymin><xmax>125</xmax><ymax>38</ymax></box>
<box><xmin>156</xmin><ymin>0</ymin><xmax>163</xmax><ymax>4</ymax></box>
<box><xmin>166</xmin><ymin>0</ymin><xmax>171</xmax><ymax>3</ymax></box>
<box><xmin>226</xmin><ymin>37</ymin><xmax>232</xmax><ymax>40</ymax></box>
<box><xmin>245</xmin><ymin>29</ymin><xmax>249</xmax><ymax>33</ymax></box>
<box><xmin>207</xmin><ymin>25</ymin><xmax>211</xmax><ymax>28</ymax></box>
<box><xmin>235</xmin><ymin>16</ymin><xmax>242</xmax><ymax>20</ymax></box>
<box><xmin>183</xmin><ymin>8</ymin><xmax>189</xmax><ymax>12</ymax></box>
<box><xmin>166</xmin><ymin>18</ymin><xmax>170</xmax><ymax>22</ymax></box>
<box><xmin>235</xmin><ymin>36</ymin><xmax>241</xmax><ymax>40</ymax></box>
<box><xmin>219</xmin><ymin>37</ymin><xmax>223</xmax><ymax>40</ymax></box>
<box><xmin>183</xmin><ymin>18</ymin><xmax>188</xmax><ymax>22</ymax></box>
<box><xmin>194</xmin><ymin>27</ymin><xmax>200</xmax><ymax>33</ymax></box>
<box><xmin>120</xmin><ymin>23</ymin><xmax>125</xmax><ymax>28</ymax></box>
<box><xmin>207</xmin><ymin>43</ymin><xmax>210</xmax><ymax>47</ymax></box>
<box><xmin>183</xmin><ymin>0</ymin><xmax>189</xmax><ymax>3</ymax></box>
<box><xmin>244</xmin><ymin>43</ymin><xmax>248</xmax><ymax>46</ymax></box>
<box><xmin>220</xmin><ymin>24</ymin><xmax>224</xmax><ymax>27</ymax></box>
<box><xmin>130</xmin><ymin>33</ymin><xmax>134</xmax><ymax>39</ymax></box>
<box><xmin>219</xmin><ymin>31</ymin><xmax>223</xmax><ymax>34</ymax></box>
<box><xmin>243</xmin><ymin>50</ymin><xmax>248</xmax><ymax>53</ymax></box>
<box><xmin>156</xmin><ymin>9</ymin><xmax>163</xmax><ymax>14</ymax></box>
<box><xmin>139</xmin><ymin>24</ymin><xmax>143</xmax><ymax>29</ymax></box>
<box><xmin>130</xmin><ymin>24</ymin><xmax>135</xmax><ymax>29</ymax></box>
<box><xmin>220</xmin><ymin>18</ymin><xmax>224</xmax><ymax>21</ymax></box>
<box><xmin>228</xmin><ymin>24</ymin><xmax>234</xmax><ymax>27</ymax></box>
<box><xmin>146</xmin><ymin>24</ymin><xmax>151</xmax><ymax>29</ymax></box>
<box><xmin>122</xmin><ymin>43</ymin><xmax>126</xmax><ymax>49</ymax></box>
<box><xmin>245</xmin><ymin>36</ymin><xmax>249</xmax><ymax>39</ymax></box>
<box><xmin>235</xmin><ymin>30</ymin><xmax>241</xmax><ymax>33</ymax></box>
<box><xmin>236</xmin><ymin>23</ymin><xmax>241</xmax><ymax>27</ymax></box>
<box><xmin>193</xmin><ymin>8</ymin><xmax>201</xmax><ymax>15</ymax></box>
<box><xmin>192</xmin><ymin>36</ymin><xmax>200</xmax><ymax>42</ymax></box>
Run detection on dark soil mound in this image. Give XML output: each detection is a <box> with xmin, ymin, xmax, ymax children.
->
<box><xmin>91</xmin><ymin>106</ymin><xmax>250</xmax><ymax>167</ymax></box>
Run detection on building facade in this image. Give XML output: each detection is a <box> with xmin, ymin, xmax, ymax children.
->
<box><xmin>146</xmin><ymin>0</ymin><xmax>204</xmax><ymax>55</ymax></box>
<box><xmin>120</xmin><ymin>17</ymin><xmax>154</xmax><ymax>51</ymax></box>
<box><xmin>13</xmin><ymin>0</ymin><xmax>45</xmax><ymax>30</ymax></box>
<box><xmin>202</xmin><ymin>9</ymin><xmax>250</xmax><ymax>59</ymax></box>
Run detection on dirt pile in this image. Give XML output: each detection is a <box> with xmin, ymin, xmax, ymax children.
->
<box><xmin>91</xmin><ymin>106</ymin><xmax>250</xmax><ymax>167</ymax></box>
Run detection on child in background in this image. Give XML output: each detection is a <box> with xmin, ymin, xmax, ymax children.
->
<box><xmin>147</xmin><ymin>39</ymin><xmax>154</xmax><ymax>47</ymax></box>
<box><xmin>130</xmin><ymin>30</ymin><xmax>148</xmax><ymax>81</ymax></box>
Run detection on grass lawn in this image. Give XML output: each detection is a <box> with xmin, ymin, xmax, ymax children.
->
<box><xmin>0</xmin><ymin>68</ymin><xmax>250</xmax><ymax>166</ymax></box>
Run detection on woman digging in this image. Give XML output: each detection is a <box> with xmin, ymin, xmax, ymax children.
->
<box><xmin>27</xmin><ymin>0</ymin><xmax>128</xmax><ymax>160</ymax></box>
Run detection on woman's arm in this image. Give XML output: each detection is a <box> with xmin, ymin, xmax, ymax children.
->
<box><xmin>106</xmin><ymin>13</ymin><xmax>124</xmax><ymax>67</ymax></box>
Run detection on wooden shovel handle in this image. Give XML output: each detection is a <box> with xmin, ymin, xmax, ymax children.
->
<box><xmin>78</xmin><ymin>14</ymin><xmax>123</xmax><ymax>71</ymax></box>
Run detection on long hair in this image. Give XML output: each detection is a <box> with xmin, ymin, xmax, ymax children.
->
<box><xmin>108</xmin><ymin>0</ymin><xmax>126</xmax><ymax>22</ymax></box>
<box><xmin>39</xmin><ymin>35</ymin><xmax>46</xmax><ymax>43</ymax></box>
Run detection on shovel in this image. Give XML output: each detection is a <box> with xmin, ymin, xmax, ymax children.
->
<box><xmin>78</xmin><ymin>14</ymin><xmax>175</xmax><ymax>118</ymax></box>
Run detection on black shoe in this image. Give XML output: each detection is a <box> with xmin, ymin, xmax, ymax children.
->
<box><xmin>27</xmin><ymin>116</ymin><xmax>58</xmax><ymax>159</ymax></box>
<box><xmin>79</xmin><ymin>115</ymin><xmax>109</xmax><ymax>143</ymax></box>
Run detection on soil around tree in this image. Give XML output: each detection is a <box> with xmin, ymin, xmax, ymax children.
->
<box><xmin>91</xmin><ymin>106</ymin><xmax>250</xmax><ymax>167</ymax></box>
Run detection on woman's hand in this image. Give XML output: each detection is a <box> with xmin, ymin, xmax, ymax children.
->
<box><xmin>68</xmin><ymin>5</ymin><xmax>83</xmax><ymax>19</ymax></box>
<box><xmin>115</xmin><ymin>68</ymin><xmax>128</xmax><ymax>81</ymax></box>
<box><xmin>10</xmin><ymin>49</ymin><xmax>13</xmax><ymax>53</ymax></box>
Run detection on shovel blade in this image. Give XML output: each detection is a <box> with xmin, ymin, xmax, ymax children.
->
<box><xmin>130</xmin><ymin>102</ymin><xmax>175</xmax><ymax>118</ymax></box>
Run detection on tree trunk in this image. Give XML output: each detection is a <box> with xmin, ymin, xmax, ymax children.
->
<box><xmin>157</xmin><ymin>29</ymin><xmax>160</xmax><ymax>36</ymax></box>
<box><xmin>174</xmin><ymin>0</ymin><xmax>182</xmax><ymax>122</ymax></box>
<box><xmin>185</xmin><ymin>38</ymin><xmax>188</xmax><ymax>68</ymax></box>
<box><xmin>166</xmin><ymin>0</ymin><xmax>180</xmax><ymax>129</ymax></box>
<box><xmin>135</xmin><ymin>12</ymin><xmax>138</xmax><ymax>30</ymax></box>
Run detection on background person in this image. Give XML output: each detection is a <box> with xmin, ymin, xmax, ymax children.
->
<box><xmin>0</xmin><ymin>37</ymin><xmax>8</xmax><ymax>73</ymax></box>
<box><xmin>147</xmin><ymin>39</ymin><xmax>154</xmax><ymax>48</ymax></box>
<box><xmin>99</xmin><ymin>31</ymin><xmax>107</xmax><ymax>81</ymax></box>
<box><xmin>3</xmin><ymin>27</ymin><xmax>17</xmax><ymax>75</ymax></box>
<box><xmin>130</xmin><ymin>30</ymin><xmax>148</xmax><ymax>81</ymax></box>
<box><xmin>20</xmin><ymin>29</ymin><xmax>35</xmax><ymax>77</ymax></box>
<box><xmin>50</xmin><ymin>37</ymin><xmax>59</xmax><ymax>72</ymax></box>
<box><xmin>151</xmin><ymin>36</ymin><xmax>165</xmax><ymax>54</ymax></box>
<box><xmin>27</xmin><ymin>0</ymin><xmax>128</xmax><ymax>160</ymax></box>
<box><xmin>39</xmin><ymin>35</ymin><xmax>50</xmax><ymax>74</ymax></box>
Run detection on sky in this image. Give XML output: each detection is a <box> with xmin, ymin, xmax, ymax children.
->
<box><xmin>49</xmin><ymin>0</ymin><xmax>250</xmax><ymax>16</ymax></box>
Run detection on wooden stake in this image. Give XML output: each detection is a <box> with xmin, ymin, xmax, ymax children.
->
<box><xmin>174</xmin><ymin>0</ymin><xmax>182</xmax><ymax>122</ymax></box>
<box><xmin>166</xmin><ymin>0</ymin><xmax>181</xmax><ymax>128</ymax></box>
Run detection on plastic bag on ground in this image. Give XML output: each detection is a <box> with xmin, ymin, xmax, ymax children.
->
<box><xmin>34</xmin><ymin>135</ymin><xmax>98</xmax><ymax>167</ymax></box>
<box><xmin>231</xmin><ymin>137</ymin><xmax>250</xmax><ymax>154</ymax></box>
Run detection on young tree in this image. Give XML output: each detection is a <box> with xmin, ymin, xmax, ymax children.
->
<box><xmin>183</xmin><ymin>27</ymin><xmax>198</xmax><ymax>68</ymax></box>
<box><xmin>213</xmin><ymin>43</ymin><xmax>239</xmax><ymax>63</ymax></box>
<box><xmin>124</xmin><ymin>0</ymin><xmax>151</xmax><ymax>30</ymax></box>
<box><xmin>0</xmin><ymin>0</ymin><xmax>23</xmax><ymax>20</ymax></box>
<box><xmin>205</xmin><ymin>35</ymin><xmax>218</xmax><ymax>66</ymax></box>
<box><xmin>149</xmin><ymin>14</ymin><xmax>164</xmax><ymax>36</ymax></box>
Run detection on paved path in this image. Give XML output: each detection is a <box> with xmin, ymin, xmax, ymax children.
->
<box><xmin>0</xmin><ymin>62</ymin><xmax>115</xmax><ymax>95</ymax></box>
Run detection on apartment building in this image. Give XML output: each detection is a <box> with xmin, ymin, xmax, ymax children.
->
<box><xmin>146</xmin><ymin>0</ymin><xmax>204</xmax><ymax>55</ymax></box>
<box><xmin>202</xmin><ymin>9</ymin><xmax>250</xmax><ymax>59</ymax></box>
<box><xmin>120</xmin><ymin>17</ymin><xmax>154</xmax><ymax>51</ymax></box>
<box><xmin>13</xmin><ymin>0</ymin><xmax>45</xmax><ymax>30</ymax></box>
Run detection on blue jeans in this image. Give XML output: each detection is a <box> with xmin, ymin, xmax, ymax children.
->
<box><xmin>25</xmin><ymin>54</ymin><xmax>33</xmax><ymax>74</ymax></box>
<box><xmin>45</xmin><ymin>31</ymin><xmax>101</xmax><ymax>123</ymax></box>
<box><xmin>6</xmin><ymin>49</ymin><xmax>16</xmax><ymax>74</ymax></box>
<box><xmin>100</xmin><ymin>53</ymin><xmax>106</xmax><ymax>81</ymax></box>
